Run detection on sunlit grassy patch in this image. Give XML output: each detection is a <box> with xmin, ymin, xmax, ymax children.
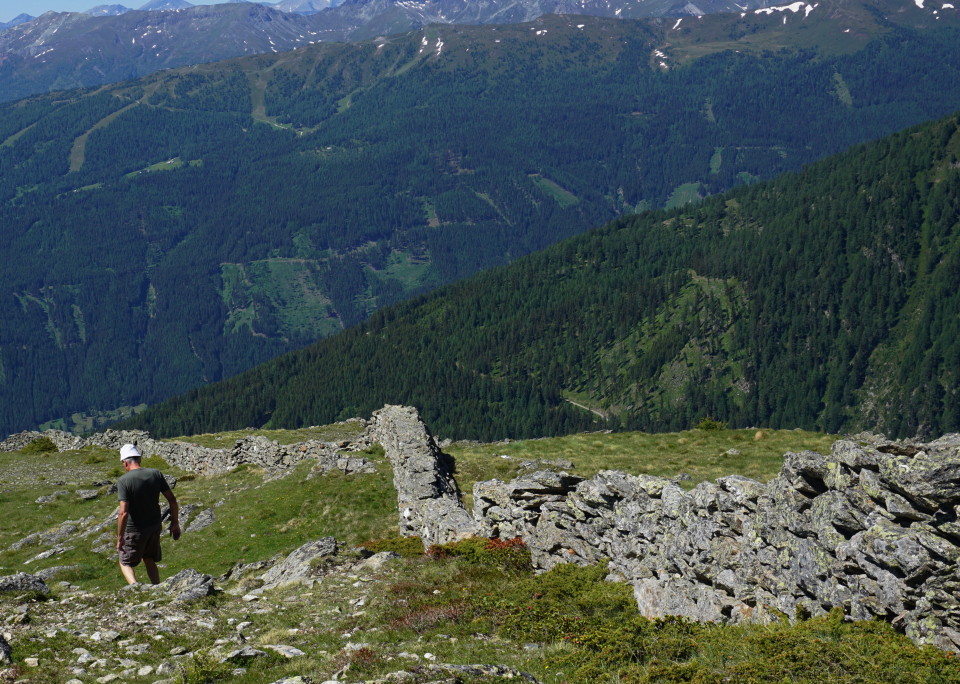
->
<box><xmin>167</xmin><ymin>421</ymin><xmax>366</xmax><ymax>448</ymax></box>
<box><xmin>448</xmin><ymin>427</ymin><xmax>835</xmax><ymax>500</ymax></box>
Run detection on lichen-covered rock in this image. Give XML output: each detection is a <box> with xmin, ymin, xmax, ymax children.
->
<box><xmin>259</xmin><ymin>537</ymin><xmax>338</xmax><ymax>589</ymax></box>
<box><xmin>0</xmin><ymin>572</ymin><xmax>49</xmax><ymax>594</ymax></box>
<box><xmin>185</xmin><ymin>508</ymin><xmax>215</xmax><ymax>533</ymax></box>
<box><xmin>153</xmin><ymin>568</ymin><xmax>215</xmax><ymax>602</ymax></box>
<box><xmin>0</xmin><ymin>633</ymin><xmax>11</xmax><ymax>664</ymax></box>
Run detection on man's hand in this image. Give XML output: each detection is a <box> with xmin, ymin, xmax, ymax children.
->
<box><xmin>117</xmin><ymin>536</ymin><xmax>123</xmax><ymax>552</ymax></box>
<box><xmin>170</xmin><ymin>521</ymin><xmax>181</xmax><ymax>541</ymax></box>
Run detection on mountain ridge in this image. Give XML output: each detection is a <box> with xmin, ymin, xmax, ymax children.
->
<box><xmin>4</xmin><ymin>0</ymin><xmax>954</xmax><ymax>100</ymax></box>
<box><xmin>121</xmin><ymin>110</ymin><xmax>960</xmax><ymax>441</ymax></box>
<box><xmin>2</xmin><ymin>4</ymin><xmax>960</xmax><ymax>436</ymax></box>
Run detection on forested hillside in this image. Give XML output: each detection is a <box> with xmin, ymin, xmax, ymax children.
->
<box><xmin>3</xmin><ymin>4</ymin><xmax>960</xmax><ymax>435</ymax></box>
<box><xmin>125</xmin><ymin>112</ymin><xmax>960</xmax><ymax>441</ymax></box>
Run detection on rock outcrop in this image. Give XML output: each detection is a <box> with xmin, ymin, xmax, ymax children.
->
<box><xmin>258</xmin><ymin>537</ymin><xmax>338</xmax><ymax>590</ymax></box>
<box><xmin>367</xmin><ymin>405</ymin><xmax>477</xmax><ymax>546</ymax></box>
<box><xmin>152</xmin><ymin>568</ymin><xmax>216</xmax><ymax>602</ymax></box>
<box><xmin>0</xmin><ymin>572</ymin><xmax>49</xmax><ymax>595</ymax></box>
<box><xmin>472</xmin><ymin>434</ymin><xmax>960</xmax><ymax>651</ymax></box>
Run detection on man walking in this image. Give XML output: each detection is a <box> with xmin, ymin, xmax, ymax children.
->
<box><xmin>116</xmin><ymin>443</ymin><xmax>181</xmax><ymax>584</ymax></box>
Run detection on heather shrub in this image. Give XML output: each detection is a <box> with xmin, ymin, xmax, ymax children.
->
<box><xmin>695</xmin><ymin>416</ymin><xmax>727</xmax><ymax>431</ymax></box>
<box><xmin>427</xmin><ymin>536</ymin><xmax>532</xmax><ymax>574</ymax></box>
<box><xmin>21</xmin><ymin>436</ymin><xmax>57</xmax><ymax>454</ymax></box>
<box><xmin>361</xmin><ymin>536</ymin><xmax>425</xmax><ymax>557</ymax></box>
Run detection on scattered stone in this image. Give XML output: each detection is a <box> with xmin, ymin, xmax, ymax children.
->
<box><xmin>35</xmin><ymin>490</ymin><xmax>69</xmax><ymax>504</ymax></box>
<box><xmin>263</xmin><ymin>644</ymin><xmax>306</xmax><ymax>658</ymax></box>
<box><xmin>220</xmin><ymin>646</ymin><xmax>267</xmax><ymax>663</ymax></box>
<box><xmin>76</xmin><ymin>489</ymin><xmax>101</xmax><ymax>500</ymax></box>
<box><xmin>417</xmin><ymin>663</ymin><xmax>540</xmax><ymax>682</ymax></box>
<box><xmin>357</xmin><ymin>551</ymin><xmax>400</xmax><ymax>571</ymax></box>
<box><xmin>0</xmin><ymin>634</ymin><xmax>10</xmax><ymax>664</ymax></box>
<box><xmin>24</xmin><ymin>657</ymin><xmax>39</xmax><ymax>667</ymax></box>
<box><xmin>34</xmin><ymin>565</ymin><xmax>80</xmax><ymax>581</ymax></box>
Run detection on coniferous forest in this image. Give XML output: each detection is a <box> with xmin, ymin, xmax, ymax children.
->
<box><xmin>2</xmin><ymin>9</ymin><xmax>960</xmax><ymax>435</ymax></box>
<box><xmin>124</xmin><ymin>112</ymin><xmax>960</xmax><ymax>441</ymax></box>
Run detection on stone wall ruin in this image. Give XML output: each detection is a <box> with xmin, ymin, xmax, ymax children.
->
<box><xmin>472</xmin><ymin>434</ymin><xmax>960</xmax><ymax>651</ymax></box>
<box><xmin>4</xmin><ymin>408</ymin><xmax>959</xmax><ymax>650</ymax></box>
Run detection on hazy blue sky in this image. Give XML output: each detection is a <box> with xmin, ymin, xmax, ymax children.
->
<box><xmin>1</xmin><ymin>1</ymin><xmax>237</xmax><ymax>23</ymax></box>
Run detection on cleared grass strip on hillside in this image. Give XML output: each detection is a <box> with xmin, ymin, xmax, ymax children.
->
<box><xmin>528</xmin><ymin>174</ymin><xmax>579</xmax><ymax>207</ymax></box>
<box><xmin>68</xmin><ymin>101</ymin><xmax>140</xmax><ymax>173</ymax></box>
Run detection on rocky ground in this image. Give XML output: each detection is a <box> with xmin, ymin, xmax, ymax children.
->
<box><xmin>4</xmin><ymin>410</ymin><xmax>960</xmax><ymax>682</ymax></box>
<box><xmin>1</xmin><ymin>542</ymin><xmax>538</xmax><ymax>684</ymax></box>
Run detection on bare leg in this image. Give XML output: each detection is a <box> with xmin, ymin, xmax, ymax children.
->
<box><xmin>143</xmin><ymin>558</ymin><xmax>161</xmax><ymax>585</ymax></box>
<box><xmin>119</xmin><ymin>562</ymin><xmax>137</xmax><ymax>585</ymax></box>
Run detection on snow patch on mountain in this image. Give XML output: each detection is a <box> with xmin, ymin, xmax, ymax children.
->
<box><xmin>755</xmin><ymin>2</ymin><xmax>817</xmax><ymax>16</ymax></box>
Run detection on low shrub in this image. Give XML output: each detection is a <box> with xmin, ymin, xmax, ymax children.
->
<box><xmin>428</xmin><ymin>536</ymin><xmax>532</xmax><ymax>574</ymax></box>
<box><xmin>389</xmin><ymin>603</ymin><xmax>466</xmax><ymax>633</ymax></box>
<box><xmin>695</xmin><ymin>416</ymin><xmax>728</xmax><ymax>431</ymax></box>
<box><xmin>361</xmin><ymin>536</ymin><xmax>425</xmax><ymax>557</ymax></box>
<box><xmin>21</xmin><ymin>437</ymin><xmax>58</xmax><ymax>454</ymax></box>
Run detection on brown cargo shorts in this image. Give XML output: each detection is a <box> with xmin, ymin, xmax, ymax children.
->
<box><xmin>119</xmin><ymin>525</ymin><xmax>162</xmax><ymax>567</ymax></box>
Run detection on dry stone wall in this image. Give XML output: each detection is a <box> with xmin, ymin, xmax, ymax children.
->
<box><xmin>6</xmin><ymin>407</ymin><xmax>958</xmax><ymax>649</ymax></box>
<box><xmin>0</xmin><ymin>426</ymin><xmax>377</xmax><ymax>477</ymax></box>
<box><xmin>367</xmin><ymin>405</ymin><xmax>477</xmax><ymax>546</ymax></box>
<box><xmin>473</xmin><ymin>434</ymin><xmax>960</xmax><ymax>651</ymax></box>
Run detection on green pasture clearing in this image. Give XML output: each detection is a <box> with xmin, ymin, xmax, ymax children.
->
<box><xmin>710</xmin><ymin>146</ymin><xmax>723</xmax><ymax>174</ymax></box>
<box><xmin>123</xmin><ymin>157</ymin><xmax>185</xmax><ymax>178</ymax></box>
<box><xmin>39</xmin><ymin>404</ymin><xmax>147</xmax><ymax>434</ymax></box>
<box><xmin>528</xmin><ymin>174</ymin><xmax>579</xmax><ymax>208</ymax></box>
<box><xmin>220</xmin><ymin>259</ymin><xmax>342</xmax><ymax>341</ymax></box>
<box><xmin>371</xmin><ymin>250</ymin><xmax>433</xmax><ymax>292</ymax></box>
<box><xmin>665</xmin><ymin>182</ymin><xmax>703</xmax><ymax>209</ymax></box>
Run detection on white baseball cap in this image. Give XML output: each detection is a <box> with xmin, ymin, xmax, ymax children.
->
<box><xmin>120</xmin><ymin>444</ymin><xmax>141</xmax><ymax>461</ymax></box>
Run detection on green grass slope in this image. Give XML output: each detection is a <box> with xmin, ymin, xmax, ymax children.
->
<box><xmin>3</xmin><ymin>7</ymin><xmax>960</xmax><ymax>436</ymax></box>
<box><xmin>2</xmin><ymin>426</ymin><xmax>959</xmax><ymax>682</ymax></box>
<box><xmin>124</xmin><ymin>111</ymin><xmax>960</xmax><ymax>441</ymax></box>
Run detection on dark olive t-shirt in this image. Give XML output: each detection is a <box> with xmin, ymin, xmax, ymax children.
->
<box><xmin>117</xmin><ymin>467</ymin><xmax>169</xmax><ymax>532</ymax></box>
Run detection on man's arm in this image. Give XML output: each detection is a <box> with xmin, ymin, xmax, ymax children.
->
<box><xmin>162</xmin><ymin>489</ymin><xmax>181</xmax><ymax>540</ymax></box>
<box><xmin>117</xmin><ymin>501</ymin><xmax>129</xmax><ymax>552</ymax></box>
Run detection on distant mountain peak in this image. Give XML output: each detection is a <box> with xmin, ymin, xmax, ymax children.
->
<box><xmin>84</xmin><ymin>4</ymin><xmax>133</xmax><ymax>15</ymax></box>
<box><xmin>137</xmin><ymin>0</ymin><xmax>195</xmax><ymax>10</ymax></box>
<box><xmin>0</xmin><ymin>13</ymin><xmax>35</xmax><ymax>30</ymax></box>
